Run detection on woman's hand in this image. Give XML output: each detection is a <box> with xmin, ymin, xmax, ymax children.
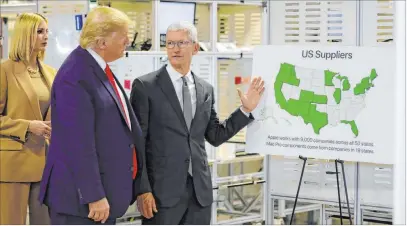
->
<box><xmin>28</xmin><ymin>120</ymin><xmax>51</xmax><ymax>138</ymax></box>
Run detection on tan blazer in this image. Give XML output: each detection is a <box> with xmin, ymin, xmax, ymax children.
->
<box><xmin>0</xmin><ymin>60</ymin><xmax>56</xmax><ymax>182</ymax></box>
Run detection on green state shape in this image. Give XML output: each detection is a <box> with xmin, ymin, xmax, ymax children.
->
<box><xmin>275</xmin><ymin>63</ymin><xmax>301</xmax><ymax>111</ymax></box>
<box><xmin>324</xmin><ymin>70</ymin><xmax>336</xmax><ymax>86</ymax></box>
<box><xmin>370</xmin><ymin>69</ymin><xmax>378</xmax><ymax>81</ymax></box>
<box><xmin>308</xmin><ymin>104</ymin><xmax>328</xmax><ymax>134</ymax></box>
<box><xmin>337</xmin><ymin>75</ymin><xmax>345</xmax><ymax>80</ymax></box>
<box><xmin>299</xmin><ymin>90</ymin><xmax>314</xmax><ymax>102</ymax></box>
<box><xmin>333</xmin><ymin>88</ymin><xmax>341</xmax><ymax>104</ymax></box>
<box><xmin>354</xmin><ymin>69</ymin><xmax>378</xmax><ymax>95</ymax></box>
<box><xmin>313</xmin><ymin>94</ymin><xmax>328</xmax><ymax>104</ymax></box>
<box><xmin>341</xmin><ymin>120</ymin><xmax>359</xmax><ymax>137</ymax></box>
<box><xmin>342</xmin><ymin>78</ymin><xmax>351</xmax><ymax>91</ymax></box>
<box><xmin>288</xmin><ymin>100</ymin><xmax>328</xmax><ymax>135</ymax></box>
<box><xmin>286</xmin><ymin>99</ymin><xmax>310</xmax><ymax>116</ymax></box>
<box><xmin>275</xmin><ymin>63</ymin><xmax>300</xmax><ymax>86</ymax></box>
<box><xmin>336</xmin><ymin>75</ymin><xmax>351</xmax><ymax>91</ymax></box>
<box><xmin>354</xmin><ymin>77</ymin><xmax>372</xmax><ymax>95</ymax></box>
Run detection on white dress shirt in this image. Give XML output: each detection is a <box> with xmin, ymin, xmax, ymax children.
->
<box><xmin>166</xmin><ymin>64</ymin><xmax>197</xmax><ymax>117</ymax></box>
<box><xmin>87</xmin><ymin>48</ymin><xmax>132</xmax><ymax>130</ymax></box>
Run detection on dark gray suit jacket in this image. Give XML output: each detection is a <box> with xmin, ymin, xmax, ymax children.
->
<box><xmin>130</xmin><ymin>65</ymin><xmax>253</xmax><ymax>208</ymax></box>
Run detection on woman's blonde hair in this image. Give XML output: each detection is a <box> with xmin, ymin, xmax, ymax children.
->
<box><xmin>80</xmin><ymin>6</ymin><xmax>132</xmax><ymax>49</ymax></box>
<box><xmin>8</xmin><ymin>13</ymin><xmax>47</xmax><ymax>64</ymax></box>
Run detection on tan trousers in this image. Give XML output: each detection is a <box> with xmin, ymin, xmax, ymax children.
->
<box><xmin>0</xmin><ymin>182</ymin><xmax>50</xmax><ymax>225</ymax></box>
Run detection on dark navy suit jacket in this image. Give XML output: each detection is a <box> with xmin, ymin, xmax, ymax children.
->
<box><xmin>38</xmin><ymin>46</ymin><xmax>146</xmax><ymax>219</ymax></box>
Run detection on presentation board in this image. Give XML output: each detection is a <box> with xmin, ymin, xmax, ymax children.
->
<box><xmin>246</xmin><ymin>45</ymin><xmax>395</xmax><ymax>164</ymax></box>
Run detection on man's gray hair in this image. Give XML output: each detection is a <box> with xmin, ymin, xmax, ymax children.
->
<box><xmin>166</xmin><ymin>21</ymin><xmax>198</xmax><ymax>43</ymax></box>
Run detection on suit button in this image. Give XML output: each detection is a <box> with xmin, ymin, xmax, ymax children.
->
<box><xmin>129</xmin><ymin>144</ymin><xmax>135</xmax><ymax>148</ymax></box>
<box><xmin>185</xmin><ymin>159</ymin><xmax>190</xmax><ymax>163</ymax></box>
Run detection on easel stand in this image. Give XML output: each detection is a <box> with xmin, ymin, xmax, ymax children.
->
<box><xmin>289</xmin><ymin>156</ymin><xmax>352</xmax><ymax>225</ymax></box>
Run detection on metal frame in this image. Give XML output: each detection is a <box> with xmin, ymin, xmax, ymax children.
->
<box><xmin>393</xmin><ymin>0</ymin><xmax>407</xmax><ymax>224</ymax></box>
<box><xmin>353</xmin><ymin>1</ymin><xmax>362</xmax><ymax>224</ymax></box>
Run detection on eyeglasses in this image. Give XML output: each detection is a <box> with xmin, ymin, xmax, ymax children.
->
<box><xmin>166</xmin><ymin>40</ymin><xmax>193</xmax><ymax>49</ymax></box>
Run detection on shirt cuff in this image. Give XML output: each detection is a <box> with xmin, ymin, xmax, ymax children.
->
<box><xmin>240</xmin><ymin>107</ymin><xmax>250</xmax><ymax>117</ymax></box>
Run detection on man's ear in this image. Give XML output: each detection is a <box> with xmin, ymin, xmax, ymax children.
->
<box><xmin>95</xmin><ymin>38</ymin><xmax>107</xmax><ymax>50</ymax></box>
<box><xmin>192</xmin><ymin>42</ymin><xmax>199</xmax><ymax>55</ymax></box>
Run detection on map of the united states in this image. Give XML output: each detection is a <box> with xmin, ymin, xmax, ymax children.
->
<box><xmin>273</xmin><ymin>63</ymin><xmax>378</xmax><ymax>137</ymax></box>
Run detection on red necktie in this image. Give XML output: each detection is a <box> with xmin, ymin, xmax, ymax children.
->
<box><xmin>105</xmin><ymin>65</ymin><xmax>138</xmax><ymax>179</ymax></box>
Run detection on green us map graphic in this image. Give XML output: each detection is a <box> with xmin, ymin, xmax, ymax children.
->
<box><xmin>274</xmin><ymin>63</ymin><xmax>378</xmax><ymax>137</ymax></box>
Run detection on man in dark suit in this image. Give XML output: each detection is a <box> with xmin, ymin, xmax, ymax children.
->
<box><xmin>38</xmin><ymin>7</ymin><xmax>145</xmax><ymax>224</ymax></box>
<box><xmin>130</xmin><ymin>21</ymin><xmax>265</xmax><ymax>225</ymax></box>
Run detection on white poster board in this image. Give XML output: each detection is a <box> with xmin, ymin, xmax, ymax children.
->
<box><xmin>246</xmin><ymin>45</ymin><xmax>395</xmax><ymax>164</ymax></box>
<box><xmin>40</xmin><ymin>0</ymin><xmax>88</xmax><ymax>69</ymax></box>
<box><xmin>43</xmin><ymin>14</ymin><xmax>84</xmax><ymax>69</ymax></box>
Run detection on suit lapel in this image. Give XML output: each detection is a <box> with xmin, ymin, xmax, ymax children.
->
<box><xmin>191</xmin><ymin>72</ymin><xmax>205</xmax><ymax>130</ymax></box>
<box><xmin>79</xmin><ymin>47</ymin><xmax>129</xmax><ymax>129</ymax></box>
<box><xmin>157</xmin><ymin>67</ymin><xmax>188</xmax><ymax>132</ymax></box>
<box><xmin>13</xmin><ymin>61</ymin><xmax>42</xmax><ymax>120</ymax></box>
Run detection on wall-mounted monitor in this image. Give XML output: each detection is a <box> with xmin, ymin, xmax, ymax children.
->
<box><xmin>158</xmin><ymin>1</ymin><xmax>196</xmax><ymax>41</ymax></box>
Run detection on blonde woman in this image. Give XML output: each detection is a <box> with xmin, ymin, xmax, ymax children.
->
<box><xmin>0</xmin><ymin>13</ymin><xmax>56</xmax><ymax>225</ymax></box>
